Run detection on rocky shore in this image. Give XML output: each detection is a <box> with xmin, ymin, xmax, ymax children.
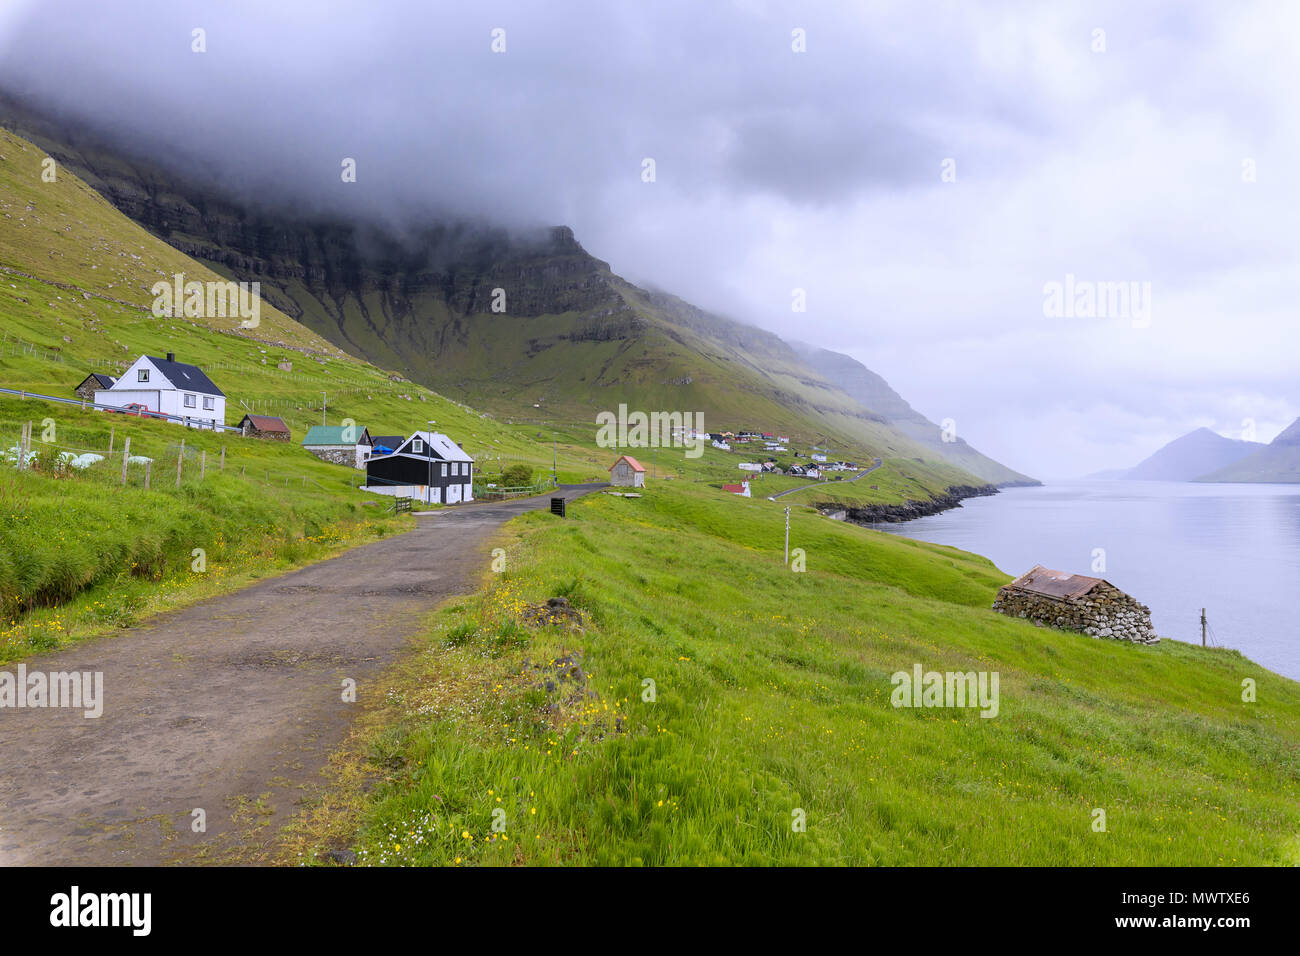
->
<box><xmin>818</xmin><ymin>483</ymin><xmax>998</xmax><ymax>525</ymax></box>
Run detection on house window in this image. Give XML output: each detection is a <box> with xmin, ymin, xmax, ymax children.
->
<box><xmin>137</xmin><ymin>369</ymin><xmax>149</xmax><ymax>383</ymax></box>
<box><xmin>184</xmin><ymin>393</ymin><xmax>196</xmax><ymax>408</ymax></box>
<box><xmin>203</xmin><ymin>396</ymin><xmax>214</xmax><ymax>410</ymax></box>
<box><xmin>440</xmin><ymin>463</ymin><xmax>447</xmax><ymax>477</ymax></box>
<box><xmin>412</xmin><ymin>439</ymin><xmax>424</xmax><ymax>453</ymax></box>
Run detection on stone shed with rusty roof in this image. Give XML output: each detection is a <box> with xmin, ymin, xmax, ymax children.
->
<box><xmin>237</xmin><ymin>414</ymin><xmax>291</xmax><ymax>442</ymax></box>
<box><xmin>992</xmin><ymin>565</ymin><xmax>1158</xmax><ymax>644</ymax></box>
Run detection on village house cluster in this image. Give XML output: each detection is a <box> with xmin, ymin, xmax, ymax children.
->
<box><xmin>711</xmin><ymin>430</ymin><xmax>858</xmax><ymax>485</ymax></box>
<box><xmin>73</xmin><ymin>354</ymin><xmax>476</xmax><ymax>506</ymax></box>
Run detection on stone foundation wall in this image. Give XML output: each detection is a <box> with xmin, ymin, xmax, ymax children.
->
<box><xmin>992</xmin><ymin>583</ymin><xmax>1158</xmax><ymax>644</ymax></box>
<box><xmin>306</xmin><ymin>445</ymin><xmax>358</xmax><ymax>467</ymax></box>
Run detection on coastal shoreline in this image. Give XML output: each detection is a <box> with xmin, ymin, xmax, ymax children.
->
<box><xmin>818</xmin><ymin>482</ymin><xmax>1001</xmax><ymax>525</ymax></box>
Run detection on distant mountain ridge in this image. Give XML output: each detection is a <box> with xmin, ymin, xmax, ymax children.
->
<box><xmin>1198</xmin><ymin>418</ymin><xmax>1300</xmax><ymax>483</ymax></box>
<box><xmin>1118</xmin><ymin>427</ymin><xmax>1263</xmax><ymax>481</ymax></box>
<box><xmin>789</xmin><ymin>341</ymin><xmax>1038</xmax><ymax>486</ymax></box>
<box><xmin>1091</xmin><ymin>422</ymin><xmax>1300</xmax><ymax>483</ymax></box>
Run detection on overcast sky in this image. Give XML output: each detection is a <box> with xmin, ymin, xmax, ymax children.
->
<box><xmin>2</xmin><ymin>0</ymin><xmax>1297</xmax><ymax>478</ymax></box>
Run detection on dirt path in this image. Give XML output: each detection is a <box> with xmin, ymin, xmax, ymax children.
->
<box><xmin>0</xmin><ymin>484</ymin><xmax>604</xmax><ymax>866</ymax></box>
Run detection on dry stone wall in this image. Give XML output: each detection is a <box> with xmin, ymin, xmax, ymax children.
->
<box><xmin>306</xmin><ymin>445</ymin><xmax>357</xmax><ymax>467</ymax></box>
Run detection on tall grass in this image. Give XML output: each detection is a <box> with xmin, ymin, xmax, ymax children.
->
<box><xmin>324</xmin><ymin>482</ymin><xmax>1300</xmax><ymax>866</ymax></box>
<box><xmin>0</xmin><ymin>395</ymin><xmax>404</xmax><ymax>660</ymax></box>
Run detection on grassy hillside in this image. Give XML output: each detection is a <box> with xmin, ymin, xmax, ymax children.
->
<box><xmin>0</xmin><ymin>123</ymin><xmax>1002</xmax><ymax>661</ymax></box>
<box><xmin>0</xmin><ymin>126</ymin><xmax>592</xmax><ymax>657</ymax></box>
<box><xmin>294</xmin><ymin>481</ymin><xmax>1300</xmax><ymax>866</ymax></box>
<box><xmin>0</xmin><ymin>392</ymin><xmax>414</xmax><ymax>662</ymax></box>
<box><xmin>0</xmin><ymin>98</ymin><xmax>1015</xmax><ymax>488</ymax></box>
<box><xmin>0</xmin><ymin>124</ymin><xmax>635</xmax><ymax>482</ymax></box>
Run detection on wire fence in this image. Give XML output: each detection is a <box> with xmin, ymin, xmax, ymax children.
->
<box><xmin>0</xmin><ymin>385</ymin><xmax>245</xmax><ymax>433</ymax></box>
<box><xmin>4</xmin><ymin>422</ymin><xmax>339</xmax><ymax>494</ymax></box>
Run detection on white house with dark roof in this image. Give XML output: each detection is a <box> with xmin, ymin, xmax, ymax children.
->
<box><xmin>95</xmin><ymin>353</ymin><xmax>226</xmax><ymax>428</ymax></box>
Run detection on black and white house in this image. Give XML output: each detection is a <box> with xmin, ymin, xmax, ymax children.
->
<box><xmin>362</xmin><ymin>431</ymin><xmax>475</xmax><ymax>504</ymax></box>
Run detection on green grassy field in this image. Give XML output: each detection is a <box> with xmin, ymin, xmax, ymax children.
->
<box><xmin>0</xmin><ymin>392</ymin><xmax>418</xmax><ymax>662</ymax></box>
<box><xmin>301</xmin><ymin>481</ymin><xmax>1300</xmax><ymax>866</ymax></box>
<box><xmin>0</xmin><ymin>125</ymin><xmax>1001</xmax><ymax>668</ymax></box>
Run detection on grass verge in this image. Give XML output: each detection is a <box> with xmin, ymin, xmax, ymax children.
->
<box><xmin>288</xmin><ymin>482</ymin><xmax>1300</xmax><ymax>866</ymax></box>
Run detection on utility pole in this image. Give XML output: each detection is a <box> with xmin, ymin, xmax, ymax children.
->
<box><xmin>552</xmin><ymin>432</ymin><xmax>557</xmax><ymax>487</ymax></box>
<box><xmin>1201</xmin><ymin>608</ymin><xmax>1207</xmax><ymax>647</ymax></box>
<box><xmin>427</xmin><ymin>420</ymin><xmax>437</xmax><ymax>505</ymax></box>
<box><xmin>784</xmin><ymin>507</ymin><xmax>790</xmax><ymax>565</ymax></box>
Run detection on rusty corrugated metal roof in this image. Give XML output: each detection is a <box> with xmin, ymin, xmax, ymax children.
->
<box><xmin>1005</xmin><ymin>564</ymin><xmax>1109</xmax><ymax>600</ymax></box>
<box><xmin>242</xmin><ymin>414</ymin><xmax>290</xmax><ymax>433</ymax></box>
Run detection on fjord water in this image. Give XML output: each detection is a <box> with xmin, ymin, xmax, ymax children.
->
<box><xmin>882</xmin><ymin>481</ymin><xmax>1300</xmax><ymax>680</ymax></box>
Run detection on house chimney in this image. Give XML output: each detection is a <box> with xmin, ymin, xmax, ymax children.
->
<box><xmin>166</xmin><ymin>352</ymin><xmax>175</xmax><ymax>362</ymax></box>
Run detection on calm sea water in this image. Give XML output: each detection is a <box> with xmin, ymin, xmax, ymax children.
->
<box><xmin>881</xmin><ymin>481</ymin><xmax>1300</xmax><ymax>680</ymax></box>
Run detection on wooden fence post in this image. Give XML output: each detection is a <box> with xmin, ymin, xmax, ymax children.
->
<box><xmin>220</xmin><ymin>446</ymin><xmax>226</xmax><ymax>472</ymax></box>
<box><xmin>200</xmin><ymin>450</ymin><xmax>206</xmax><ymax>481</ymax></box>
<box><xmin>121</xmin><ymin>437</ymin><xmax>130</xmax><ymax>486</ymax></box>
<box><xmin>145</xmin><ymin>460</ymin><xmax>151</xmax><ymax>490</ymax></box>
<box><xmin>177</xmin><ymin>439</ymin><xmax>185</xmax><ymax>487</ymax></box>
<box><xmin>108</xmin><ymin>425</ymin><xmax>114</xmax><ymax>456</ymax></box>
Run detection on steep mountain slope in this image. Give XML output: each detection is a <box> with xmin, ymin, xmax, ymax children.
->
<box><xmin>1197</xmin><ymin>418</ymin><xmax>1300</xmax><ymax>483</ymax></box>
<box><xmin>1120</xmin><ymin>427</ymin><xmax>1264</xmax><ymax>481</ymax></box>
<box><xmin>0</xmin><ymin>123</ymin><xmax>611</xmax><ymax>481</ymax></box>
<box><xmin>0</xmin><ymin>93</ymin><xmax>1006</xmax><ymax>482</ymax></box>
<box><xmin>790</xmin><ymin>341</ymin><xmax>1037</xmax><ymax>486</ymax></box>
